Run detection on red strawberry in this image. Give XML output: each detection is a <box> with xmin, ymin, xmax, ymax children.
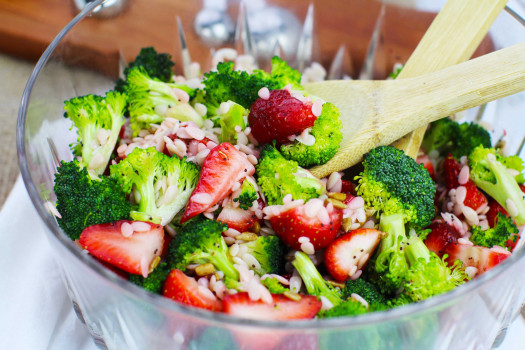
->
<box><xmin>217</xmin><ymin>205</ymin><xmax>257</xmax><ymax>232</ymax></box>
<box><xmin>270</xmin><ymin>199</ymin><xmax>343</xmax><ymax>251</ymax></box>
<box><xmin>462</xmin><ymin>182</ymin><xmax>488</xmax><ymax>211</ymax></box>
<box><xmin>443</xmin><ymin>154</ymin><xmax>461</xmax><ymax>189</ymax></box>
<box><xmin>424</xmin><ymin>222</ymin><xmax>461</xmax><ymax>257</ymax></box>
<box><xmin>248</xmin><ymin>89</ymin><xmax>317</xmax><ymax>145</ymax></box>
<box><xmin>341</xmin><ymin>179</ymin><xmax>356</xmax><ymax>196</ymax></box>
<box><xmin>486</xmin><ymin>199</ymin><xmax>509</xmax><ymax>227</ymax></box>
<box><xmin>417</xmin><ymin>153</ymin><xmax>435</xmax><ymax>179</ymax></box>
<box><xmin>181</xmin><ymin>143</ymin><xmax>255</xmax><ymax>223</ymax></box>
<box><xmin>324</xmin><ymin>228</ymin><xmax>382</xmax><ymax>282</ymax></box>
<box><xmin>223</xmin><ymin>292</ymin><xmax>321</xmax><ymax>321</ymax></box>
<box><xmin>163</xmin><ymin>269</ymin><xmax>223</xmax><ymax>311</ymax></box>
<box><xmin>443</xmin><ymin>243</ymin><xmax>510</xmax><ymax>275</ymax></box>
<box><xmin>79</xmin><ymin>220</ymin><xmax>164</xmax><ymax>277</ymax></box>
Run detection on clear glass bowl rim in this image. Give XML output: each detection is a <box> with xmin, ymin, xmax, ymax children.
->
<box><xmin>15</xmin><ymin>0</ymin><xmax>525</xmax><ymax>331</ymax></box>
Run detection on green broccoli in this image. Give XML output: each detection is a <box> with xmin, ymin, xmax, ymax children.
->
<box><xmin>126</xmin><ymin>67</ymin><xmax>201</xmax><ymax>134</ymax></box>
<box><xmin>116</xmin><ymin>47</ymin><xmax>175</xmax><ymax>92</ymax></box>
<box><xmin>470</xmin><ymin>213</ymin><xmax>519</xmax><ymax>249</ymax></box>
<box><xmin>342</xmin><ymin>278</ymin><xmax>388</xmax><ymax>305</ymax></box>
<box><xmin>355</xmin><ymin>145</ymin><xmax>436</xmax><ymax>229</ymax></box>
<box><xmin>217</xmin><ymin>101</ymin><xmax>248</xmax><ymax>143</ymax></box>
<box><xmin>261</xmin><ymin>277</ymin><xmax>289</xmax><ymax>294</ymax></box>
<box><xmin>233</xmin><ymin>179</ymin><xmax>258</xmax><ymax>210</ymax></box>
<box><xmin>54</xmin><ymin>160</ymin><xmax>131</xmax><ymax>240</ymax></box>
<box><xmin>421</xmin><ymin>118</ymin><xmax>491</xmax><ymax>159</ymax></box>
<box><xmin>64</xmin><ymin>91</ymin><xmax>127</xmax><ymax>177</ymax></box>
<box><xmin>317</xmin><ymin>298</ymin><xmax>368</xmax><ymax>319</ymax></box>
<box><xmin>291</xmin><ymin>251</ymin><xmax>342</xmax><ymax>306</ymax></box>
<box><xmin>129</xmin><ymin>262</ymin><xmax>170</xmax><ymax>293</ymax></box>
<box><xmin>401</xmin><ymin>235</ymin><xmax>468</xmax><ymax>302</ymax></box>
<box><xmin>468</xmin><ymin>145</ymin><xmax>525</xmax><ymax>225</ymax></box>
<box><xmin>256</xmin><ymin>144</ymin><xmax>325</xmax><ymax>205</ymax></box>
<box><xmin>239</xmin><ymin>235</ymin><xmax>285</xmax><ymax>276</ymax></box>
<box><xmin>110</xmin><ymin>147</ymin><xmax>199</xmax><ymax>226</ymax></box>
<box><xmin>280</xmin><ymin>102</ymin><xmax>343</xmax><ymax>167</ymax></box>
<box><xmin>168</xmin><ymin>217</ymin><xmax>238</xmax><ymax>280</ymax></box>
<box><xmin>372</xmin><ymin>213</ymin><xmax>409</xmax><ymax>295</ymax></box>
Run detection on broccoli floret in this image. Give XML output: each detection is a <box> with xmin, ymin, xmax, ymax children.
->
<box><xmin>317</xmin><ymin>298</ymin><xmax>368</xmax><ymax>319</ymax></box>
<box><xmin>279</xmin><ymin>102</ymin><xmax>343</xmax><ymax>167</ymax></box>
<box><xmin>372</xmin><ymin>213</ymin><xmax>409</xmax><ymax>295</ymax></box>
<box><xmin>110</xmin><ymin>147</ymin><xmax>199</xmax><ymax>226</ymax></box>
<box><xmin>256</xmin><ymin>144</ymin><xmax>325</xmax><ymax>205</ymax></box>
<box><xmin>470</xmin><ymin>213</ymin><xmax>519</xmax><ymax>249</ymax></box>
<box><xmin>261</xmin><ymin>277</ymin><xmax>289</xmax><ymax>294</ymax></box>
<box><xmin>291</xmin><ymin>251</ymin><xmax>342</xmax><ymax>306</ymax></box>
<box><xmin>126</xmin><ymin>67</ymin><xmax>201</xmax><ymax>134</ymax></box>
<box><xmin>54</xmin><ymin>160</ymin><xmax>131</xmax><ymax>240</ymax></box>
<box><xmin>240</xmin><ymin>235</ymin><xmax>285</xmax><ymax>276</ymax></box>
<box><xmin>64</xmin><ymin>91</ymin><xmax>127</xmax><ymax>177</ymax></box>
<box><xmin>269</xmin><ymin>56</ymin><xmax>302</xmax><ymax>88</ymax></box>
<box><xmin>217</xmin><ymin>101</ymin><xmax>248</xmax><ymax>143</ymax></box>
<box><xmin>116</xmin><ymin>47</ymin><xmax>175</xmax><ymax>92</ymax></box>
<box><xmin>342</xmin><ymin>278</ymin><xmax>388</xmax><ymax>305</ymax></box>
<box><xmin>421</xmin><ymin>118</ymin><xmax>491</xmax><ymax>159</ymax></box>
<box><xmin>168</xmin><ymin>217</ymin><xmax>238</xmax><ymax>280</ymax></box>
<box><xmin>233</xmin><ymin>179</ymin><xmax>258</xmax><ymax>210</ymax></box>
<box><xmin>355</xmin><ymin>145</ymin><xmax>436</xmax><ymax>229</ymax></box>
<box><xmin>129</xmin><ymin>262</ymin><xmax>170</xmax><ymax>293</ymax></box>
<box><xmin>469</xmin><ymin>145</ymin><xmax>525</xmax><ymax>225</ymax></box>
<box><xmin>402</xmin><ymin>235</ymin><xmax>468</xmax><ymax>302</ymax></box>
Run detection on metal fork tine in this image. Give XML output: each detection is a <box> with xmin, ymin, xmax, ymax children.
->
<box><xmin>177</xmin><ymin>16</ymin><xmax>193</xmax><ymax>79</ymax></box>
<box><xmin>517</xmin><ymin>136</ymin><xmax>525</xmax><ymax>158</ymax></box>
<box><xmin>118</xmin><ymin>49</ymin><xmax>127</xmax><ymax>80</ymax></box>
<box><xmin>328</xmin><ymin>44</ymin><xmax>354</xmax><ymax>80</ymax></box>
<box><xmin>296</xmin><ymin>3</ymin><xmax>316</xmax><ymax>72</ymax></box>
<box><xmin>235</xmin><ymin>1</ymin><xmax>257</xmax><ymax>60</ymax></box>
<box><xmin>359</xmin><ymin>4</ymin><xmax>385</xmax><ymax>80</ymax></box>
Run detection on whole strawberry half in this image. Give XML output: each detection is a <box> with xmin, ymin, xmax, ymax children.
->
<box><xmin>248</xmin><ymin>89</ymin><xmax>317</xmax><ymax>145</ymax></box>
<box><xmin>424</xmin><ymin>221</ymin><xmax>461</xmax><ymax>257</ymax></box>
<box><xmin>79</xmin><ymin>220</ymin><xmax>164</xmax><ymax>277</ymax></box>
<box><xmin>163</xmin><ymin>269</ymin><xmax>223</xmax><ymax>311</ymax></box>
<box><xmin>223</xmin><ymin>292</ymin><xmax>321</xmax><ymax>321</ymax></box>
<box><xmin>269</xmin><ymin>199</ymin><xmax>342</xmax><ymax>251</ymax></box>
<box><xmin>181</xmin><ymin>143</ymin><xmax>255</xmax><ymax>223</ymax></box>
<box><xmin>324</xmin><ymin>228</ymin><xmax>383</xmax><ymax>282</ymax></box>
<box><xmin>443</xmin><ymin>243</ymin><xmax>510</xmax><ymax>275</ymax></box>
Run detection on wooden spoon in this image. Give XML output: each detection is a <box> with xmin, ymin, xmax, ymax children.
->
<box><xmin>307</xmin><ymin>42</ymin><xmax>525</xmax><ymax>178</ymax></box>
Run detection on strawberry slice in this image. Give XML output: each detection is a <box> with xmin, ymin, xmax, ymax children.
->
<box><xmin>223</xmin><ymin>292</ymin><xmax>321</xmax><ymax>321</ymax></box>
<box><xmin>324</xmin><ymin>228</ymin><xmax>382</xmax><ymax>282</ymax></box>
<box><xmin>443</xmin><ymin>243</ymin><xmax>511</xmax><ymax>275</ymax></box>
<box><xmin>163</xmin><ymin>269</ymin><xmax>223</xmax><ymax>311</ymax></box>
<box><xmin>269</xmin><ymin>199</ymin><xmax>343</xmax><ymax>251</ymax></box>
<box><xmin>79</xmin><ymin>220</ymin><xmax>164</xmax><ymax>277</ymax></box>
<box><xmin>181</xmin><ymin>143</ymin><xmax>255</xmax><ymax>223</ymax></box>
<box><xmin>417</xmin><ymin>153</ymin><xmax>435</xmax><ymax>179</ymax></box>
<box><xmin>424</xmin><ymin>221</ymin><xmax>461</xmax><ymax>257</ymax></box>
<box><xmin>248</xmin><ymin>89</ymin><xmax>317</xmax><ymax>145</ymax></box>
<box><xmin>443</xmin><ymin>154</ymin><xmax>461</xmax><ymax>189</ymax></box>
<box><xmin>341</xmin><ymin>179</ymin><xmax>356</xmax><ymax>196</ymax></box>
<box><xmin>217</xmin><ymin>205</ymin><xmax>257</xmax><ymax>232</ymax></box>
<box><xmin>462</xmin><ymin>182</ymin><xmax>488</xmax><ymax>211</ymax></box>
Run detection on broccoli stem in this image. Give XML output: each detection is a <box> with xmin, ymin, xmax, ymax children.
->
<box><xmin>404</xmin><ymin>235</ymin><xmax>431</xmax><ymax>267</ymax></box>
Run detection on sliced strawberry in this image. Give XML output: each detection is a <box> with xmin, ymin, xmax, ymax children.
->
<box><xmin>269</xmin><ymin>199</ymin><xmax>343</xmax><ymax>251</ymax></box>
<box><xmin>424</xmin><ymin>222</ymin><xmax>461</xmax><ymax>257</ymax></box>
<box><xmin>324</xmin><ymin>228</ymin><xmax>382</xmax><ymax>282</ymax></box>
<box><xmin>217</xmin><ymin>205</ymin><xmax>257</xmax><ymax>232</ymax></box>
<box><xmin>163</xmin><ymin>269</ymin><xmax>223</xmax><ymax>311</ymax></box>
<box><xmin>79</xmin><ymin>220</ymin><xmax>164</xmax><ymax>277</ymax></box>
<box><xmin>248</xmin><ymin>89</ymin><xmax>317</xmax><ymax>145</ymax></box>
<box><xmin>223</xmin><ymin>292</ymin><xmax>321</xmax><ymax>321</ymax></box>
<box><xmin>443</xmin><ymin>154</ymin><xmax>461</xmax><ymax>189</ymax></box>
<box><xmin>160</xmin><ymin>233</ymin><xmax>173</xmax><ymax>260</ymax></box>
<box><xmin>486</xmin><ymin>200</ymin><xmax>509</xmax><ymax>228</ymax></box>
<box><xmin>462</xmin><ymin>182</ymin><xmax>488</xmax><ymax>211</ymax></box>
<box><xmin>444</xmin><ymin>243</ymin><xmax>511</xmax><ymax>275</ymax></box>
<box><xmin>340</xmin><ymin>179</ymin><xmax>356</xmax><ymax>196</ymax></box>
<box><xmin>181</xmin><ymin>143</ymin><xmax>255</xmax><ymax>223</ymax></box>
<box><xmin>417</xmin><ymin>153</ymin><xmax>435</xmax><ymax>179</ymax></box>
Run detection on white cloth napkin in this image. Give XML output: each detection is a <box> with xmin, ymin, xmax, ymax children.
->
<box><xmin>0</xmin><ymin>176</ymin><xmax>523</xmax><ymax>349</ymax></box>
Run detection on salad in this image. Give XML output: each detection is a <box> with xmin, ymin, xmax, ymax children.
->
<box><xmin>51</xmin><ymin>47</ymin><xmax>525</xmax><ymax>324</ymax></box>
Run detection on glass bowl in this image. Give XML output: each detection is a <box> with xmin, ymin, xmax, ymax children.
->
<box><xmin>16</xmin><ymin>0</ymin><xmax>525</xmax><ymax>349</ymax></box>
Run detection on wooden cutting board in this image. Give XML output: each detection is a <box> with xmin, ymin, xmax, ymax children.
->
<box><xmin>0</xmin><ymin>0</ymin><xmax>493</xmax><ymax>78</ymax></box>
